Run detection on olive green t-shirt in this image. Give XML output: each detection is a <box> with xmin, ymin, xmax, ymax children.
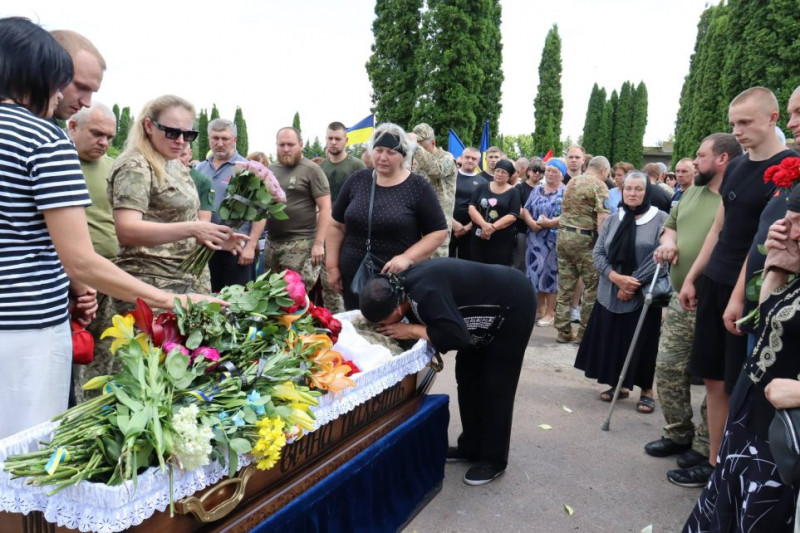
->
<box><xmin>319</xmin><ymin>154</ymin><xmax>365</xmax><ymax>201</ymax></box>
<box><xmin>81</xmin><ymin>155</ymin><xmax>118</xmax><ymax>259</ymax></box>
<box><xmin>664</xmin><ymin>184</ymin><xmax>721</xmax><ymax>289</ymax></box>
<box><xmin>189</xmin><ymin>167</ymin><xmax>215</xmax><ymax>211</ymax></box>
<box><xmin>267</xmin><ymin>158</ymin><xmax>330</xmax><ymax>242</ymax></box>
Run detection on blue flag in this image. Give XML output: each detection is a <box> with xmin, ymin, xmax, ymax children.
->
<box><xmin>346</xmin><ymin>114</ymin><xmax>374</xmax><ymax>146</ymax></box>
<box><xmin>447</xmin><ymin>129</ymin><xmax>465</xmax><ymax>159</ymax></box>
<box><xmin>479</xmin><ymin>120</ymin><xmax>489</xmax><ymax>170</ymax></box>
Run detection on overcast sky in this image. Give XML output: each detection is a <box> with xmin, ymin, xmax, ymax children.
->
<box><xmin>7</xmin><ymin>0</ymin><xmax>719</xmax><ymax>159</ymax></box>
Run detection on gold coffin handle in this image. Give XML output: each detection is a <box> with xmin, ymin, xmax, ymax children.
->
<box><xmin>175</xmin><ymin>464</ymin><xmax>257</xmax><ymax>522</ymax></box>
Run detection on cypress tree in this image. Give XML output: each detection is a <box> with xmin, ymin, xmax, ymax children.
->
<box><xmin>412</xmin><ymin>0</ymin><xmax>484</xmax><ymax>148</ymax></box>
<box><xmin>630</xmin><ymin>82</ymin><xmax>648</xmax><ymax>168</ymax></box>
<box><xmin>366</xmin><ymin>0</ymin><xmax>423</xmax><ymax>128</ymax></box>
<box><xmin>197</xmin><ymin>109</ymin><xmax>210</xmax><ymax>161</ymax></box>
<box><xmin>234</xmin><ymin>106</ymin><xmax>249</xmax><ymax>156</ymax></box>
<box><xmin>532</xmin><ymin>25</ymin><xmax>563</xmax><ymax>157</ymax></box>
<box><xmin>613</xmin><ymin>82</ymin><xmax>635</xmax><ymax>164</ymax></box>
<box><xmin>581</xmin><ymin>83</ymin><xmax>607</xmax><ymax>157</ymax></box>
<box><xmin>598</xmin><ymin>94</ymin><xmax>615</xmax><ymax>162</ymax></box>
<box><xmin>210</xmin><ymin>104</ymin><xmax>220</xmax><ymax>121</ymax></box>
<box><xmin>111</xmin><ymin>104</ymin><xmax>121</xmax><ymax>148</ymax></box>
<box><xmin>292</xmin><ymin>111</ymin><xmax>301</xmax><ymax>133</ymax></box>
<box><xmin>471</xmin><ymin>0</ymin><xmax>503</xmax><ymax>145</ymax></box>
<box><xmin>116</xmin><ymin>107</ymin><xmax>132</xmax><ymax>151</ymax></box>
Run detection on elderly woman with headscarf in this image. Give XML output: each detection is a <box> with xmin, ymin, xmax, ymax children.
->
<box><xmin>467</xmin><ymin>159</ymin><xmax>521</xmax><ymax>265</ymax></box>
<box><xmin>358</xmin><ymin>257</ymin><xmax>535</xmax><ymax>486</ymax></box>
<box><xmin>326</xmin><ymin>122</ymin><xmax>448</xmax><ymax>310</ymax></box>
<box><xmin>681</xmin><ymin>186</ymin><xmax>800</xmax><ymax>532</ymax></box>
<box><xmin>521</xmin><ymin>159</ymin><xmax>566</xmax><ymax>326</ymax></box>
<box><xmin>574</xmin><ymin>171</ymin><xmax>668</xmax><ymax>413</ymax></box>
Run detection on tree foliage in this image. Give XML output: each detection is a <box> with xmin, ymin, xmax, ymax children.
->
<box><xmin>366</xmin><ymin>0</ymin><xmax>423</xmax><ymax>128</ymax></box>
<box><xmin>581</xmin><ymin>83</ymin><xmax>607</xmax><ymax>157</ymax></box>
<box><xmin>114</xmin><ymin>107</ymin><xmax>132</xmax><ymax>151</ymax></box>
<box><xmin>532</xmin><ymin>25</ymin><xmax>563</xmax><ymax>157</ymax></box>
<box><xmin>234</xmin><ymin>106</ymin><xmax>248</xmax><ymax>157</ymax></box>
<box><xmin>210</xmin><ymin>104</ymin><xmax>220</xmax><ymax>122</ymax></box>
<box><xmin>292</xmin><ymin>111</ymin><xmax>301</xmax><ymax>133</ymax></box>
<box><xmin>196</xmin><ymin>109</ymin><xmax>209</xmax><ymax>161</ymax></box>
<box><xmin>472</xmin><ymin>0</ymin><xmax>503</xmax><ymax>145</ymax></box>
<box><xmin>303</xmin><ymin>137</ymin><xmax>325</xmax><ymax>159</ymax></box>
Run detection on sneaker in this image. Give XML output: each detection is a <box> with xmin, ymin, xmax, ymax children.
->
<box><xmin>446</xmin><ymin>446</ymin><xmax>475</xmax><ymax>463</ymax></box>
<box><xmin>644</xmin><ymin>437</ymin><xmax>691</xmax><ymax>458</ymax></box>
<box><xmin>666</xmin><ymin>463</ymin><xmax>714</xmax><ymax>488</ymax></box>
<box><xmin>676</xmin><ymin>449</ymin><xmax>709</xmax><ymax>469</ymax></box>
<box><xmin>463</xmin><ymin>462</ymin><xmax>505</xmax><ymax>486</ymax></box>
<box><xmin>570</xmin><ymin>306</ymin><xmax>581</xmax><ymax>323</ymax></box>
<box><xmin>556</xmin><ymin>331</ymin><xmax>574</xmax><ymax>344</ymax></box>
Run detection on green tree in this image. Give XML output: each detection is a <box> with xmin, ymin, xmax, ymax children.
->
<box><xmin>411</xmin><ymin>0</ymin><xmax>485</xmax><ymax>149</ymax></box>
<box><xmin>471</xmin><ymin>0</ymin><xmax>503</xmax><ymax>145</ymax></box>
<box><xmin>629</xmin><ymin>81</ymin><xmax>649</xmax><ymax>168</ymax></box>
<box><xmin>613</xmin><ymin>81</ymin><xmax>635</xmax><ymax>164</ymax></box>
<box><xmin>597</xmin><ymin>92</ymin><xmax>616</xmax><ymax>161</ymax></box>
<box><xmin>196</xmin><ymin>109</ymin><xmax>209</xmax><ymax>160</ymax></box>
<box><xmin>581</xmin><ymin>83</ymin><xmax>607</xmax><ymax>157</ymax></box>
<box><xmin>115</xmin><ymin>107</ymin><xmax>132</xmax><ymax>151</ymax></box>
<box><xmin>112</xmin><ymin>104</ymin><xmax>120</xmax><ymax>136</ymax></box>
<box><xmin>532</xmin><ymin>25</ymin><xmax>563</xmax><ymax>157</ymax></box>
<box><xmin>366</xmin><ymin>0</ymin><xmax>422</xmax><ymax>128</ymax></box>
<box><xmin>303</xmin><ymin>136</ymin><xmax>325</xmax><ymax>159</ymax></box>
<box><xmin>234</xmin><ymin>106</ymin><xmax>249</xmax><ymax>156</ymax></box>
<box><xmin>292</xmin><ymin>111</ymin><xmax>301</xmax><ymax>133</ymax></box>
<box><xmin>210</xmin><ymin>104</ymin><xmax>220</xmax><ymax>121</ymax></box>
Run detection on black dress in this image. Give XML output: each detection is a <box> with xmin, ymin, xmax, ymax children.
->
<box><xmin>468</xmin><ymin>183</ymin><xmax>521</xmax><ymax>266</ymax></box>
<box><xmin>683</xmin><ymin>277</ymin><xmax>800</xmax><ymax>533</ymax></box>
<box><xmin>399</xmin><ymin>258</ymin><xmax>536</xmax><ymax>470</ymax></box>
<box><xmin>332</xmin><ymin>170</ymin><xmax>447</xmax><ymax>309</ymax></box>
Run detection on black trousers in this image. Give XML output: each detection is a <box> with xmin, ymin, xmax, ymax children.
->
<box><xmin>454</xmin><ymin>300</ymin><xmax>535</xmax><ymax>469</ymax></box>
<box><xmin>209</xmin><ymin>251</ymin><xmax>254</xmax><ymax>292</ymax></box>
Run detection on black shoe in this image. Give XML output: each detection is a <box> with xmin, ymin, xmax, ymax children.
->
<box><xmin>463</xmin><ymin>462</ymin><xmax>505</xmax><ymax>486</ymax></box>
<box><xmin>667</xmin><ymin>463</ymin><xmax>714</xmax><ymax>488</ymax></box>
<box><xmin>446</xmin><ymin>446</ymin><xmax>476</xmax><ymax>463</ymax></box>
<box><xmin>644</xmin><ymin>437</ymin><xmax>692</xmax><ymax>457</ymax></box>
<box><xmin>676</xmin><ymin>449</ymin><xmax>709</xmax><ymax>469</ymax></box>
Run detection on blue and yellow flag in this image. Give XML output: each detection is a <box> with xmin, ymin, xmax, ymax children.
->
<box><xmin>479</xmin><ymin>120</ymin><xmax>489</xmax><ymax>170</ymax></box>
<box><xmin>447</xmin><ymin>129</ymin><xmax>465</xmax><ymax>159</ymax></box>
<box><xmin>346</xmin><ymin>114</ymin><xmax>375</xmax><ymax>146</ymax></box>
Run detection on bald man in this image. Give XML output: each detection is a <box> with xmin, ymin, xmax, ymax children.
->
<box><xmin>676</xmin><ymin>87</ymin><xmax>795</xmax><ymax>487</ymax></box>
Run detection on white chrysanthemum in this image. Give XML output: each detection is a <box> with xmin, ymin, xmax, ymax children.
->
<box><xmin>172</xmin><ymin>405</ymin><xmax>214</xmax><ymax>471</ymax></box>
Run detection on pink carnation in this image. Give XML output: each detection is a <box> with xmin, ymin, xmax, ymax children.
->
<box><xmin>163</xmin><ymin>342</ymin><xmax>190</xmax><ymax>356</ymax></box>
<box><xmin>284</xmin><ymin>270</ymin><xmax>307</xmax><ymax>307</ymax></box>
<box><xmin>233</xmin><ymin>160</ymin><xmax>287</xmax><ymax>203</ymax></box>
<box><xmin>191</xmin><ymin>346</ymin><xmax>220</xmax><ymax>364</ymax></box>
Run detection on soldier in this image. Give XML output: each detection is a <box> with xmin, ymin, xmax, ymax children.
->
<box><xmin>409</xmin><ymin>123</ymin><xmax>457</xmax><ymax>258</ymax></box>
<box><xmin>644</xmin><ymin>133</ymin><xmax>742</xmax><ymax>487</ymax></box>
<box><xmin>267</xmin><ymin>127</ymin><xmax>332</xmax><ymax>293</ymax></box>
<box><xmin>554</xmin><ymin>156</ymin><xmax>610</xmax><ymax>343</ymax></box>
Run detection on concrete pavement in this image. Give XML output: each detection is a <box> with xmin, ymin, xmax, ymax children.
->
<box><xmin>403</xmin><ymin>322</ymin><xmax>704</xmax><ymax>533</ymax></box>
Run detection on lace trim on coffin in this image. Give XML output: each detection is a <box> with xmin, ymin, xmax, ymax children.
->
<box><xmin>0</xmin><ymin>311</ymin><xmax>431</xmax><ymax>533</ymax></box>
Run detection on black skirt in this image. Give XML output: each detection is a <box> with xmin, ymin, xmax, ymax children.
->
<box><xmin>573</xmin><ymin>301</ymin><xmax>661</xmax><ymax>390</ymax></box>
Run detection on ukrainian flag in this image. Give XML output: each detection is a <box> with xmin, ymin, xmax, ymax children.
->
<box><xmin>447</xmin><ymin>129</ymin><xmax>465</xmax><ymax>159</ymax></box>
<box><xmin>346</xmin><ymin>114</ymin><xmax>375</xmax><ymax>146</ymax></box>
<box><xmin>479</xmin><ymin>120</ymin><xmax>489</xmax><ymax>170</ymax></box>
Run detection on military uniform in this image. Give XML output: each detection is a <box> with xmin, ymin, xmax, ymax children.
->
<box><xmin>554</xmin><ymin>173</ymin><xmax>609</xmax><ymax>339</ymax></box>
<box><xmin>412</xmin><ymin>146</ymin><xmax>457</xmax><ymax>258</ymax></box>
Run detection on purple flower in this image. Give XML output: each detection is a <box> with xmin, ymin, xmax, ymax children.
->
<box><xmin>488</xmin><ymin>198</ymin><xmax>498</xmax><ymax>207</ymax></box>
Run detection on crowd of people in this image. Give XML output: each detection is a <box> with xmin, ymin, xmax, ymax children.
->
<box><xmin>4</xmin><ymin>14</ymin><xmax>800</xmax><ymax>531</ymax></box>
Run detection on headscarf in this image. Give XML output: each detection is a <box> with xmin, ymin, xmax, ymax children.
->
<box><xmin>359</xmin><ymin>274</ymin><xmax>407</xmax><ymax>323</ymax></box>
<box><xmin>546</xmin><ymin>159</ymin><xmax>567</xmax><ymax>177</ymax></box>
<box><xmin>494</xmin><ymin>159</ymin><xmax>515</xmax><ymax>177</ymax></box>
<box><xmin>606</xmin><ymin>176</ymin><xmax>653</xmax><ymax>275</ymax></box>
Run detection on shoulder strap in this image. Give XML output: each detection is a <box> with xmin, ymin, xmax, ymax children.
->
<box><xmin>366</xmin><ymin>171</ymin><xmax>377</xmax><ymax>252</ymax></box>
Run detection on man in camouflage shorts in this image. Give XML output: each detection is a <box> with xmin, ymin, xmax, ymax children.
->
<box><xmin>267</xmin><ymin>127</ymin><xmax>332</xmax><ymax>293</ymax></box>
<box><xmin>409</xmin><ymin>123</ymin><xmax>457</xmax><ymax>258</ymax></box>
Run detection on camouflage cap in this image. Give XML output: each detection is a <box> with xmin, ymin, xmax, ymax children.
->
<box><xmin>412</xmin><ymin>123</ymin><xmax>435</xmax><ymax>141</ymax></box>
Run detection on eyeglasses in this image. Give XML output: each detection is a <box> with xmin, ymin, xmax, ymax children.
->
<box><xmin>530</xmin><ymin>168</ymin><xmax>545</xmax><ymax>173</ymax></box>
<box><xmin>151</xmin><ymin>120</ymin><xmax>199</xmax><ymax>142</ymax></box>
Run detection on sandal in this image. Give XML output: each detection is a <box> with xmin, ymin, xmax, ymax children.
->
<box><xmin>637</xmin><ymin>396</ymin><xmax>656</xmax><ymax>414</ymax></box>
<box><xmin>599</xmin><ymin>388</ymin><xmax>629</xmax><ymax>402</ymax></box>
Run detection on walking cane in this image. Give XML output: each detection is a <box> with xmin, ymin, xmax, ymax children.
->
<box><xmin>601</xmin><ymin>262</ymin><xmax>663</xmax><ymax>431</ymax></box>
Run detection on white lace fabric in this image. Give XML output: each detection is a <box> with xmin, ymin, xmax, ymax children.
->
<box><xmin>0</xmin><ymin>311</ymin><xmax>433</xmax><ymax>533</ymax></box>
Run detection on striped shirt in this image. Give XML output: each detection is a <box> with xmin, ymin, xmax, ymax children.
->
<box><xmin>0</xmin><ymin>104</ymin><xmax>91</xmax><ymax>330</ymax></box>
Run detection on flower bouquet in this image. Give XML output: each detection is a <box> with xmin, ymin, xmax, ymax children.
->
<box><xmin>2</xmin><ymin>270</ymin><xmax>353</xmax><ymax>515</ymax></box>
<box><xmin>180</xmin><ymin>160</ymin><xmax>288</xmax><ymax>276</ymax></box>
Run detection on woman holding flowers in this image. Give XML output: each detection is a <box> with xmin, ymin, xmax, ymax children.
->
<box><xmin>467</xmin><ymin>159</ymin><xmax>521</xmax><ymax>265</ymax></box>
<box><xmin>326</xmin><ymin>123</ymin><xmax>448</xmax><ymax>310</ymax></box>
<box><xmin>0</xmin><ymin>18</ymin><xmax>217</xmax><ymax>438</ymax></box>
<box><xmin>109</xmin><ymin>95</ymin><xmax>247</xmax><ymax>295</ymax></box>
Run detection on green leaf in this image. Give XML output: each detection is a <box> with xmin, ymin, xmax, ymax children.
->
<box><xmin>165</xmin><ymin>351</ymin><xmax>189</xmax><ymax>381</ymax></box>
<box><xmin>186</xmin><ymin>330</ymin><xmax>203</xmax><ymax>350</ymax></box>
<box><xmin>125</xmin><ymin>409</ymin><xmax>150</xmax><ymax>440</ymax></box>
<box><xmin>115</xmin><ymin>388</ymin><xmax>144</xmax><ymax>412</ymax></box>
<box><xmin>745</xmin><ymin>276</ymin><xmax>762</xmax><ymax>302</ymax></box>
<box><xmin>757</xmin><ymin>244</ymin><xmax>767</xmax><ymax>255</ymax></box>
<box><xmin>229</xmin><ymin>438</ymin><xmax>252</xmax><ymax>454</ymax></box>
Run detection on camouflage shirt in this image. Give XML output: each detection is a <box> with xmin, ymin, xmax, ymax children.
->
<box><xmin>109</xmin><ymin>151</ymin><xmax>201</xmax><ymax>285</ymax></box>
<box><xmin>558</xmin><ymin>173</ymin><xmax>609</xmax><ymax>231</ymax></box>
<box><xmin>412</xmin><ymin>146</ymin><xmax>457</xmax><ymax>228</ymax></box>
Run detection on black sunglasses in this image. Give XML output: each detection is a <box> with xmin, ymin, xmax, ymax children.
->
<box><xmin>151</xmin><ymin>120</ymin><xmax>199</xmax><ymax>142</ymax></box>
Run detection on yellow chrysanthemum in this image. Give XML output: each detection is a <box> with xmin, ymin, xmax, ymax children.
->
<box><xmin>100</xmin><ymin>314</ymin><xmax>148</xmax><ymax>354</ymax></box>
<box><xmin>252</xmin><ymin>417</ymin><xmax>287</xmax><ymax>471</ymax></box>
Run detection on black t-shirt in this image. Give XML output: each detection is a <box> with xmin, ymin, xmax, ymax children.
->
<box><xmin>453</xmin><ymin>172</ymin><xmax>488</xmax><ymax>224</ymax></box>
<box><xmin>332</xmin><ymin>170</ymin><xmax>447</xmax><ymax>282</ymax></box>
<box><xmin>479</xmin><ymin>170</ymin><xmax>493</xmax><ymax>182</ymax></box>
<box><xmin>649</xmin><ymin>184</ymin><xmax>672</xmax><ymax>213</ymax></box>
<box><xmin>468</xmin><ymin>182</ymin><xmax>521</xmax><ymax>242</ymax></box>
<box><xmin>515</xmin><ymin>182</ymin><xmax>535</xmax><ymax>233</ymax></box>
<box><xmin>705</xmin><ymin>151</ymin><xmax>792</xmax><ymax>286</ymax></box>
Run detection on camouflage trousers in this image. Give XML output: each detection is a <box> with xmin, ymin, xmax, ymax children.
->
<box><xmin>655</xmin><ymin>293</ymin><xmax>709</xmax><ymax>456</ymax></box>
<box><xmin>432</xmin><ymin>218</ymin><xmax>452</xmax><ymax>258</ymax></box>
<box><xmin>554</xmin><ymin>231</ymin><xmax>598</xmax><ymax>338</ymax></box>
<box><xmin>264</xmin><ymin>238</ymin><xmax>320</xmax><ymax>294</ymax></box>
<box><xmin>73</xmin><ymin>272</ymin><xmax>204</xmax><ymax>404</ymax></box>
<box><xmin>319</xmin><ymin>264</ymin><xmax>344</xmax><ymax>314</ymax></box>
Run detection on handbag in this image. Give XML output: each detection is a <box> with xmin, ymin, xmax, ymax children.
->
<box><xmin>71</xmin><ymin>320</ymin><xmax>94</xmax><ymax>365</ymax></box>
<box><xmin>768</xmin><ymin>407</ymin><xmax>800</xmax><ymax>485</ymax></box>
<box><xmin>650</xmin><ymin>269</ymin><xmax>673</xmax><ymax>308</ymax></box>
<box><xmin>351</xmin><ymin>174</ymin><xmax>384</xmax><ymax>294</ymax></box>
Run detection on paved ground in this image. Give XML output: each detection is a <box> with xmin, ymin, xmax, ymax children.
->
<box><xmin>403</xmin><ymin>322</ymin><xmax>704</xmax><ymax>533</ymax></box>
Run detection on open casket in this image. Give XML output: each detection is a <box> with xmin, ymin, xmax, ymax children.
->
<box><xmin>0</xmin><ymin>312</ymin><xmax>438</xmax><ymax>533</ymax></box>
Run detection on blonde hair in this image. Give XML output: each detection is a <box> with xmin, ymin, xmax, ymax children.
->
<box><xmin>50</xmin><ymin>30</ymin><xmax>106</xmax><ymax>70</ymax></box>
<box><xmin>119</xmin><ymin>95</ymin><xmax>195</xmax><ymax>180</ymax></box>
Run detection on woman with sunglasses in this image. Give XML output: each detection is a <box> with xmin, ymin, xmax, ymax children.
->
<box><xmin>0</xmin><ymin>19</ymin><xmax>221</xmax><ymax>437</ymax></box>
<box><xmin>109</xmin><ymin>95</ymin><xmax>246</xmax><ymax>296</ymax></box>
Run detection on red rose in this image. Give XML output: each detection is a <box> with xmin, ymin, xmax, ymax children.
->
<box><xmin>765</xmin><ymin>157</ymin><xmax>800</xmax><ymax>189</ymax></box>
<box><xmin>343</xmin><ymin>359</ymin><xmax>361</xmax><ymax>376</ymax></box>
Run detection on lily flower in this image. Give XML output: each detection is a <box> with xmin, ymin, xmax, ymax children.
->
<box><xmin>101</xmin><ymin>313</ymin><xmax>148</xmax><ymax>354</ymax></box>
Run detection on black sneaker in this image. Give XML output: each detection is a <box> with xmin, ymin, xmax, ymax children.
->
<box><xmin>446</xmin><ymin>446</ymin><xmax>475</xmax><ymax>463</ymax></box>
<box><xmin>667</xmin><ymin>463</ymin><xmax>714</xmax><ymax>488</ymax></box>
<box><xmin>463</xmin><ymin>462</ymin><xmax>505</xmax><ymax>486</ymax></box>
<box><xmin>644</xmin><ymin>437</ymin><xmax>691</xmax><ymax>457</ymax></box>
<box><xmin>676</xmin><ymin>449</ymin><xmax>709</xmax><ymax>469</ymax></box>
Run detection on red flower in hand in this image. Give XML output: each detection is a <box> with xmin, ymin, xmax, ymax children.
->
<box><xmin>765</xmin><ymin>157</ymin><xmax>800</xmax><ymax>190</ymax></box>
